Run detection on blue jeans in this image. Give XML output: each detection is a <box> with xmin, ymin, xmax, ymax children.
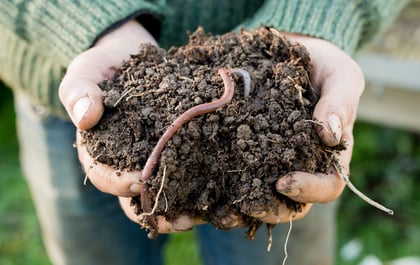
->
<box><xmin>15</xmin><ymin>93</ymin><xmax>337</xmax><ymax>265</ymax></box>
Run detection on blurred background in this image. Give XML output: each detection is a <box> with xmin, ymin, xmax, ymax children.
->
<box><xmin>1</xmin><ymin>1</ymin><xmax>419</xmax><ymax>265</ymax></box>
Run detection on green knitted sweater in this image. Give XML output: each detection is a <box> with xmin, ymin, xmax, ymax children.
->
<box><xmin>0</xmin><ymin>0</ymin><xmax>408</xmax><ymax>118</ymax></box>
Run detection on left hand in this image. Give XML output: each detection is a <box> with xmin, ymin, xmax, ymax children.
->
<box><xmin>255</xmin><ymin>33</ymin><xmax>364</xmax><ymax>223</ymax></box>
<box><xmin>60</xmin><ymin>20</ymin><xmax>210</xmax><ymax>233</ymax></box>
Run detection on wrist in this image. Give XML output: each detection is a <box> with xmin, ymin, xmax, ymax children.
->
<box><xmin>95</xmin><ymin>19</ymin><xmax>158</xmax><ymax>48</ymax></box>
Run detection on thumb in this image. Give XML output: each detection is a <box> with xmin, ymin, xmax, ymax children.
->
<box><xmin>59</xmin><ymin>20</ymin><xmax>157</xmax><ymax>130</ymax></box>
<box><xmin>58</xmin><ymin>48</ymin><xmax>111</xmax><ymax>130</ymax></box>
<box><xmin>287</xmin><ymin>35</ymin><xmax>365</xmax><ymax>147</ymax></box>
<box><xmin>311</xmin><ymin>52</ymin><xmax>364</xmax><ymax>147</ymax></box>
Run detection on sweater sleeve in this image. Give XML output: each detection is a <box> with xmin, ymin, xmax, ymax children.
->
<box><xmin>237</xmin><ymin>0</ymin><xmax>409</xmax><ymax>55</ymax></box>
<box><xmin>0</xmin><ymin>0</ymin><xmax>168</xmax><ymax>66</ymax></box>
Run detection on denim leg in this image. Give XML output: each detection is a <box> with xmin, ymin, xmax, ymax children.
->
<box><xmin>196</xmin><ymin>202</ymin><xmax>337</xmax><ymax>265</ymax></box>
<box><xmin>283</xmin><ymin>202</ymin><xmax>338</xmax><ymax>265</ymax></box>
<box><xmin>14</xmin><ymin>93</ymin><xmax>168</xmax><ymax>265</ymax></box>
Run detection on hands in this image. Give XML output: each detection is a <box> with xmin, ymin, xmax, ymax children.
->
<box><xmin>245</xmin><ymin>34</ymin><xmax>365</xmax><ymax>225</ymax></box>
<box><xmin>59</xmin><ymin>22</ymin><xmax>364</xmax><ymax>233</ymax></box>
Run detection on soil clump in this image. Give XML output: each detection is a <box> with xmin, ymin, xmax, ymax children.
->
<box><xmin>80</xmin><ymin>27</ymin><xmax>344</xmax><ymax>238</ymax></box>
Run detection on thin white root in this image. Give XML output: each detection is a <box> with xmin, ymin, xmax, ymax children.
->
<box><xmin>83</xmin><ymin>162</ymin><xmax>96</xmax><ymax>186</ymax></box>
<box><xmin>163</xmin><ymin>190</ymin><xmax>169</xmax><ymax>212</ymax></box>
<box><xmin>113</xmin><ymin>86</ymin><xmax>136</xmax><ymax>107</ymax></box>
<box><xmin>287</xmin><ymin>76</ymin><xmax>305</xmax><ymax>106</ymax></box>
<box><xmin>266</xmin><ymin>224</ymin><xmax>274</xmax><ymax>252</ymax></box>
<box><xmin>230</xmin><ymin>68</ymin><xmax>252</xmax><ymax>97</ymax></box>
<box><xmin>232</xmin><ymin>194</ymin><xmax>247</xmax><ymax>205</ymax></box>
<box><xmin>139</xmin><ymin>166</ymin><xmax>167</xmax><ymax>218</ymax></box>
<box><xmin>282</xmin><ymin>216</ymin><xmax>293</xmax><ymax>265</ymax></box>
<box><xmin>333</xmin><ymin>163</ymin><xmax>394</xmax><ymax>215</ymax></box>
<box><xmin>83</xmin><ymin>175</ymin><xmax>89</xmax><ymax>186</ymax></box>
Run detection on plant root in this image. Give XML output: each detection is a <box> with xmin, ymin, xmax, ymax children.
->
<box><xmin>139</xmin><ymin>166</ymin><xmax>167</xmax><ymax>219</ymax></box>
<box><xmin>140</xmin><ymin>166</ymin><xmax>167</xmax><ymax>239</ymax></box>
<box><xmin>333</xmin><ymin>161</ymin><xmax>394</xmax><ymax>215</ymax></box>
<box><xmin>282</xmin><ymin>216</ymin><xmax>294</xmax><ymax>265</ymax></box>
<box><xmin>266</xmin><ymin>223</ymin><xmax>275</xmax><ymax>252</ymax></box>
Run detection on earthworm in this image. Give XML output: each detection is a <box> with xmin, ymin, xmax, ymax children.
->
<box><xmin>231</xmin><ymin>68</ymin><xmax>251</xmax><ymax>97</ymax></box>
<box><xmin>139</xmin><ymin>67</ymin><xmax>237</xmax><ymax>232</ymax></box>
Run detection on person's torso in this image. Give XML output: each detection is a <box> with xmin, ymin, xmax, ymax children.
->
<box><xmin>160</xmin><ymin>0</ymin><xmax>264</xmax><ymax>48</ymax></box>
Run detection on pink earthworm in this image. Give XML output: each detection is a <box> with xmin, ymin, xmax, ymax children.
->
<box><xmin>139</xmin><ymin>67</ymin><xmax>239</xmax><ymax>232</ymax></box>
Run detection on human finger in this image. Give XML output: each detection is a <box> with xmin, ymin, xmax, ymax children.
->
<box><xmin>76</xmin><ymin>131</ymin><xmax>142</xmax><ymax>197</ymax></box>
<box><xmin>275</xmin><ymin>119</ymin><xmax>354</xmax><ymax>203</ymax></box>
<box><xmin>276</xmin><ymin>169</ymin><xmax>346</xmax><ymax>203</ymax></box>
<box><xmin>249</xmin><ymin>202</ymin><xmax>311</xmax><ymax>223</ymax></box>
<box><xmin>307</xmin><ymin>39</ymin><xmax>364</xmax><ymax>147</ymax></box>
<box><xmin>119</xmin><ymin>197</ymin><xmax>206</xmax><ymax>233</ymax></box>
<box><xmin>59</xmin><ymin>21</ymin><xmax>157</xmax><ymax>130</ymax></box>
<box><xmin>281</xmin><ymin>34</ymin><xmax>364</xmax><ymax>147</ymax></box>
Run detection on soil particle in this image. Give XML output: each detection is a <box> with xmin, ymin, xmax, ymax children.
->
<box><xmin>80</xmin><ymin>27</ymin><xmax>344</xmax><ymax>237</ymax></box>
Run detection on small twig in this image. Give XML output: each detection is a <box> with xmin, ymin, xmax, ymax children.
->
<box><xmin>232</xmin><ymin>194</ymin><xmax>247</xmax><ymax>205</ymax></box>
<box><xmin>179</xmin><ymin>76</ymin><xmax>194</xmax><ymax>82</ymax></box>
<box><xmin>226</xmin><ymin>169</ymin><xmax>246</xmax><ymax>173</ymax></box>
<box><xmin>282</xmin><ymin>216</ymin><xmax>293</xmax><ymax>265</ymax></box>
<box><xmin>230</xmin><ymin>68</ymin><xmax>251</xmax><ymax>97</ymax></box>
<box><xmin>113</xmin><ymin>86</ymin><xmax>136</xmax><ymax>107</ymax></box>
<box><xmin>125</xmin><ymin>92</ymin><xmax>145</xmax><ymax>102</ymax></box>
<box><xmin>333</xmin><ymin>162</ymin><xmax>394</xmax><ymax>215</ymax></box>
<box><xmin>287</xmin><ymin>76</ymin><xmax>305</xmax><ymax>106</ymax></box>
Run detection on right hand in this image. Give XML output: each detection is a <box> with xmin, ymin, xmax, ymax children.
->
<box><xmin>59</xmin><ymin>20</ymin><xmax>158</xmax><ymax>130</ymax></box>
<box><xmin>249</xmin><ymin>32</ymin><xmax>365</xmax><ymax>224</ymax></box>
<box><xmin>60</xmin><ymin>20</ymin><xmax>219</xmax><ymax>235</ymax></box>
<box><xmin>59</xmin><ymin>19</ymin><xmax>156</xmax><ymax>197</ymax></box>
<box><xmin>59</xmin><ymin>20</ymin><xmax>203</xmax><ymax>233</ymax></box>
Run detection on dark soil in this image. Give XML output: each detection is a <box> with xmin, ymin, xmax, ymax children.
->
<box><xmin>81</xmin><ymin>27</ymin><xmax>344</xmax><ymax>238</ymax></box>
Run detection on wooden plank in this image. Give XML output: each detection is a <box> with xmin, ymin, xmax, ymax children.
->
<box><xmin>355</xmin><ymin>52</ymin><xmax>420</xmax><ymax>132</ymax></box>
<box><xmin>357</xmin><ymin>82</ymin><xmax>420</xmax><ymax>132</ymax></box>
<box><xmin>356</xmin><ymin>53</ymin><xmax>420</xmax><ymax>92</ymax></box>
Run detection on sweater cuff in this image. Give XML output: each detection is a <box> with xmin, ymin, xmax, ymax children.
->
<box><xmin>237</xmin><ymin>0</ymin><xmax>407</xmax><ymax>55</ymax></box>
<box><xmin>14</xmin><ymin>1</ymin><xmax>167</xmax><ymax>65</ymax></box>
<box><xmin>92</xmin><ymin>11</ymin><xmax>162</xmax><ymax>47</ymax></box>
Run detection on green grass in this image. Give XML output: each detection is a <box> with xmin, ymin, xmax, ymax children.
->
<box><xmin>336</xmin><ymin>123</ymin><xmax>420</xmax><ymax>264</ymax></box>
<box><xmin>165</xmin><ymin>232</ymin><xmax>201</xmax><ymax>265</ymax></box>
<box><xmin>1</xmin><ymin>83</ymin><xmax>419</xmax><ymax>265</ymax></box>
<box><xmin>0</xmin><ymin>86</ymin><xmax>51</xmax><ymax>265</ymax></box>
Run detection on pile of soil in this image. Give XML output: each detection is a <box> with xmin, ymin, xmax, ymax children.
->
<box><xmin>81</xmin><ymin>27</ymin><xmax>343</xmax><ymax>238</ymax></box>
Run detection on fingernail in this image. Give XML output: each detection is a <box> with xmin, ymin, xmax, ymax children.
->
<box><xmin>130</xmin><ymin>183</ymin><xmax>142</xmax><ymax>193</ymax></box>
<box><xmin>73</xmin><ymin>97</ymin><xmax>91</xmax><ymax>124</ymax></box>
<box><xmin>173</xmin><ymin>216</ymin><xmax>195</xmax><ymax>232</ymax></box>
<box><xmin>327</xmin><ymin>114</ymin><xmax>342</xmax><ymax>142</ymax></box>
<box><xmin>252</xmin><ymin>210</ymin><xmax>267</xmax><ymax>218</ymax></box>
<box><xmin>278</xmin><ymin>188</ymin><xmax>300</xmax><ymax>197</ymax></box>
